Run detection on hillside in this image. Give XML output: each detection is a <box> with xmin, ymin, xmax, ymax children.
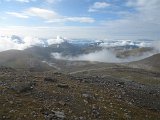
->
<box><xmin>128</xmin><ymin>53</ymin><xmax>160</xmax><ymax>72</ymax></box>
<box><xmin>116</xmin><ymin>47</ymin><xmax>154</xmax><ymax>59</ymax></box>
<box><xmin>0</xmin><ymin>50</ymin><xmax>54</xmax><ymax>71</ymax></box>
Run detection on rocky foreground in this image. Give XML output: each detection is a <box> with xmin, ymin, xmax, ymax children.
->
<box><xmin>0</xmin><ymin>66</ymin><xmax>160</xmax><ymax>120</ymax></box>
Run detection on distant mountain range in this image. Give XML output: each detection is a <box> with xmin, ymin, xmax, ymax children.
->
<box><xmin>0</xmin><ymin>34</ymin><xmax>159</xmax><ymax>71</ymax></box>
<box><xmin>0</xmin><ymin>35</ymin><xmax>155</xmax><ymax>49</ymax></box>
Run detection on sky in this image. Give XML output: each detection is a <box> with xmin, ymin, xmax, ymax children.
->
<box><xmin>0</xmin><ymin>0</ymin><xmax>160</xmax><ymax>39</ymax></box>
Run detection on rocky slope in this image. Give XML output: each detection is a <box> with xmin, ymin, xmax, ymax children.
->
<box><xmin>0</xmin><ymin>66</ymin><xmax>160</xmax><ymax>120</ymax></box>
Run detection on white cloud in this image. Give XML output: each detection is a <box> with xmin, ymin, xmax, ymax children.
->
<box><xmin>89</xmin><ymin>2</ymin><xmax>110</xmax><ymax>12</ymax></box>
<box><xmin>92</xmin><ymin>2</ymin><xmax>110</xmax><ymax>8</ymax></box>
<box><xmin>101</xmin><ymin>0</ymin><xmax>160</xmax><ymax>40</ymax></box>
<box><xmin>4</xmin><ymin>0</ymin><xmax>60</xmax><ymax>3</ymax></box>
<box><xmin>125</xmin><ymin>0</ymin><xmax>160</xmax><ymax>23</ymax></box>
<box><xmin>6</xmin><ymin>12</ymin><xmax>29</xmax><ymax>18</ymax></box>
<box><xmin>6</xmin><ymin>7</ymin><xmax>95</xmax><ymax>23</ymax></box>
<box><xmin>45</xmin><ymin>0</ymin><xmax>61</xmax><ymax>3</ymax></box>
<box><xmin>25</xmin><ymin>7</ymin><xmax>95</xmax><ymax>23</ymax></box>
<box><xmin>47</xmin><ymin>36</ymin><xmax>66</xmax><ymax>44</ymax></box>
<box><xmin>47</xmin><ymin>17</ymin><xmax>95</xmax><ymax>23</ymax></box>
<box><xmin>15</xmin><ymin>0</ymin><xmax>31</xmax><ymax>2</ymax></box>
<box><xmin>51</xmin><ymin>48</ymin><xmax>157</xmax><ymax>63</ymax></box>
<box><xmin>0</xmin><ymin>36</ymin><xmax>25</xmax><ymax>51</ymax></box>
<box><xmin>25</xmin><ymin>7</ymin><xmax>60</xmax><ymax>20</ymax></box>
<box><xmin>0</xmin><ymin>35</ymin><xmax>67</xmax><ymax>52</ymax></box>
<box><xmin>52</xmin><ymin>49</ymin><xmax>120</xmax><ymax>63</ymax></box>
<box><xmin>65</xmin><ymin>17</ymin><xmax>95</xmax><ymax>23</ymax></box>
<box><xmin>126</xmin><ymin>0</ymin><xmax>159</xmax><ymax>8</ymax></box>
<box><xmin>5</xmin><ymin>0</ymin><xmax>36</xmax><ymax>3</ymax></box>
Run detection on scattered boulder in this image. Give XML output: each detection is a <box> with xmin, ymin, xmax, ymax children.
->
<box><xmin>82</xmin><ymin>92</ymin><xmax>95</xmax><ymax>103</ymax></box>
<box><xmin>58</xmin><ymin>101</ymin><xmax>67</xmax><ymax>106</ymax></box>
<box><xmin>82</xmin><ymin>93</ymin><xmax>94</xmax><ymax>99</ymax></box>
<box><xmin>44</xmin><ymin>111</ymin><xmax>66</xmax><ymax>120</ymax></box>
<box><xmin>53</xmin><ymin>111</ymin><xmax>65</xmax><ymax>119</ymax></box>
<box><xmin>44</xmin><ymin>77</ymin><xmax>57</xmax><ymax>82</ymax></box>
<box><xmin>115</xmin><ymin>81</ymin><xmax>125</xmax><ymax>87</ymax></box>
<box><xmin>92</xmin><ymin>104</ymin><xmax>100</xmax><ymax>118</ymax></box>
<box><xmin>123</xmin><ymin>113</ymin><xmax>132</xmax><ymax>119</ymax></box>
<box><xmin>57</xmin><ymin>83</ymin><xmax>69</xmax><ymax>88</ymax></box>
<box><xmin>11</xmin><ymin>81</ymin><xmax>36</xmax><ymax>93</ymax></box>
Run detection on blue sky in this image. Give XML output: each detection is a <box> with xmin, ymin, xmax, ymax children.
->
<box><xmin>0</xmin><ymin>0</ymin><xmax>160</xmax><ymax>39</ymax></box>
<box><xmin>0</xmin><ymin>0</ymin><xmax>132</xmax><ymax>26</ymax></box>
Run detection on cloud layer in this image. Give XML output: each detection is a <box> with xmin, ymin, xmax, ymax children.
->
<box><xmin>6</xmin><ymin>7</ymin><xmax>95</xmax><ymax>23</ymax></box>
<box><xmin>5</xmin><ymin>0</ymin><xmax>59</xmax><ymax>3</ymax></box>
<box><xmin>0</xmin><ymin>34</ymin><xmax>158</xmax><ymax>52</ymax></box>
<box><xmin>101</xmin><ymin>0</ymin><xmax>160</xmax><ymax>39</ymax></box>
<box><xmin>0</xmin><ymin>35</ymin><xmax>66</xmax><ymax>52</ymax></box>
<box><xmin>51</xmin><ymin>49</ymin><xmax>156</xmax><ymax>63</ymax></box>
<box><xmin>0</xmin><ymin>34</ymin><xmax>159</xmax><ymax>63</ymax></box>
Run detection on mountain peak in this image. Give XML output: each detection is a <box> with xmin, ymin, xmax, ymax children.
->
<box><xmin>11</xmin><ymin>35</ymin><xmax>25</xmax><ymax>44</ymax></box>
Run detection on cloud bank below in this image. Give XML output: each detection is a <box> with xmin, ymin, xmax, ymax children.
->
<box><xmin>51</xmin><ymin>49</ymin><xmax>157</xmax><ymax>63</ymax></box>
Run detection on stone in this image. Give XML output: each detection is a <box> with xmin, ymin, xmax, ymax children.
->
<box><xmin>82</xmin><ymin>93</ymin><xmax>95</xmax><ymax>100</ymax></box>
<box><xmin>9</xmin><ymin>101</ymin><xmax>14</xmax><ymax>105</ymax></box>
<box><xmin>57</xmin><ymin>84</ymin><xmax>69</xmax><ymax>88</ymax></box>
<box><xmin>92</xmin><ymin>105</ymin><xmax>100</xmax><ymax>118</ymax></box>
<box><xmin>44</xmin><ymin>77</ymin><xmax>57</xmax><ymax>82</ymax></box>
<box><xmin>53</xmin><ymin>111</ymin><xmax>65</xmax><ymax>119</ymax></box>
<box><xmin>79</xmin><ymin>116</ymin><xmax>85</xmax><ymax>120</ymax></box>
<box><xmin>124</xmin><ymin>113</ymin><xmax>132</xmax><ymax>119</ymax></box>
<box><xmin>115</xmin><ymin>81</ymin><xmax>125</xmax><ymax>87</ymax></box>
<box><xmin>11</xmin><ymin>81</ymin><xmax>35</xmax><ymax>93</ymax></box>
<box><xmin>44</xmin><ymin>110</ymin><xmax>66</xmax><ymax>120</ymax></box>
<box><xmin>58</xmin><ymin>101</ymin><xmax>66</xmax><ymax>106</ymax></box>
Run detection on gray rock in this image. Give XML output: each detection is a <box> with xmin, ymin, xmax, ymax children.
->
<box><xmin>82</xmin><ymin>93</ymin><xmax>95</xmax><ymax>100</ymax></box>
<box><xmin>57</xmin><ymin>84</ymin><xmax>69</xmax><ymax>88</ymax></box>
<box><xmin>92</xmin><ymin>105</ymin><xmax>100</xmax><ymax>118</ymax></box>
<box><xmin>44</xmin><ymin>111</ymin><xmax>66</xmax><ymax>120</ymax></box>
<box><xmin>58</xmin><ymin>101</ymin><xmax>66</xmax><ymax>106</ymax></box>
<box><xmin>11</xmin><ymin>81</ymin><xmax>35</xmax><ymax>93</ymax></box>
<box><xmin>124</xmin><ymin>113</ymin><xmax>132</xmax><ymax>119</ymax></box>
<box><xmin>53</xmin><ymin>111</ymin><xmax>65</xmax><ymax>119</ymax></box>
<box><xmin>44</xmin><ymin>77</ymin><xmax>57</xmax><ymax>82</ymax></box>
